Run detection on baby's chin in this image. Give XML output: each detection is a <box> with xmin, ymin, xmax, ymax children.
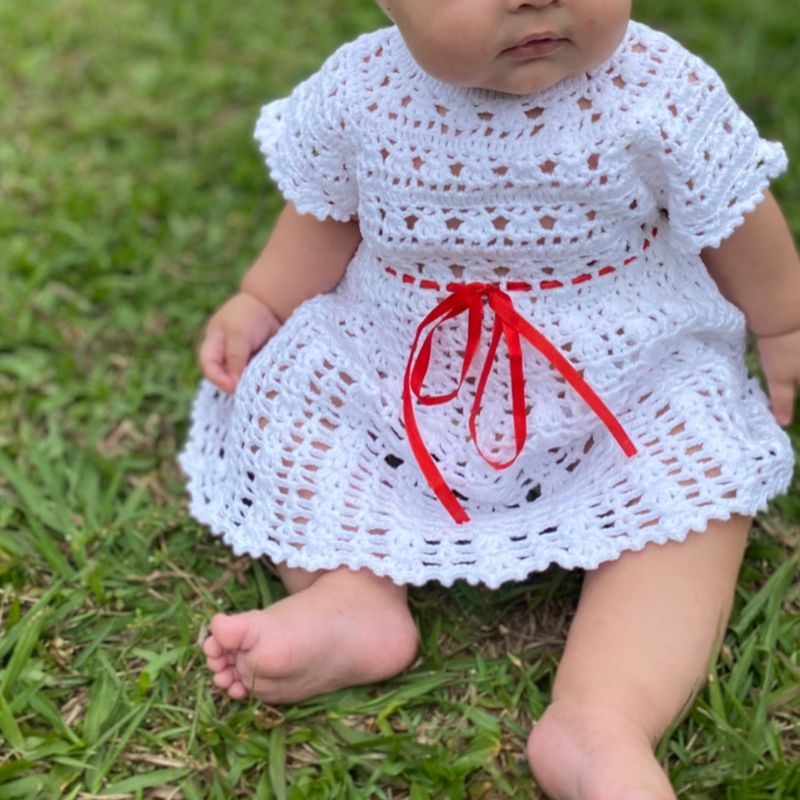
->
<box><xmin>463</xmin><ymin>71</ymin><xmax>581</xmax><ymax>97</ymax></box>
<box><xmin>442</xmin><ymin>60</ymin><xmax>587</xmax><ymax>97</ymax></box>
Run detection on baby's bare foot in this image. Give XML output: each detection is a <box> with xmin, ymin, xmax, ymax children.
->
<box><xmin>527</xmin><ymin>701</ymin><xmax>676</xmax><ymax>800</ymax></box>
<box><xmin>202</xmin><ymin>568</ymin><xmax>418</xmax><ymax>703</ymax></box>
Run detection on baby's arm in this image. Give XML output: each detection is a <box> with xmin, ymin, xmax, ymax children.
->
<box><xmin>200</xmin><ymin>203</ymin><xmax>362</xmax><ymax>393</ymax></box>
<box><xmin>701</xmin><ymin>192</ymin><xmax>800</xmax><ymax>424</ymax></box>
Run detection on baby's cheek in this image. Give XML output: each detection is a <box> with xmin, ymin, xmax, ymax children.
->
<box><xmin>413</xmin><ymin>46</ymin><xmax>475</xmax><ymax>86</ymax></box>
<box><xmin>582</xmin><ymin>2</ymin><xmax>631</xmax><ymax>68</ymax></box>
<box><xmin>403</xmin><ymin>16</ymin><xmax>489</xmax><ymax>87</ymax></box>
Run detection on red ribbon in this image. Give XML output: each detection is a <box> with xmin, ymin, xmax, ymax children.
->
<box><xmin>402</xmin><ymin>282</ymin><xmax>637</xmax><ymax>524</ymax></box>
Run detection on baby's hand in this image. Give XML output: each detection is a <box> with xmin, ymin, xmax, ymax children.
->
<box><xmin>199</xmin><ymin>292</ymin><xmax>281</xmax><ymax>393</ymax></box>
<box><xmin>757</xmin><ymin>329</ymin><xmax>800</xmax><ymax>426</ymax></box>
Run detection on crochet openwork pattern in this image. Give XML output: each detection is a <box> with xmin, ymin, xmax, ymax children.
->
<box><xmin>180</xmin><ymin>22</ymin><xmax>793</xmax><ymax>587</ymax></box>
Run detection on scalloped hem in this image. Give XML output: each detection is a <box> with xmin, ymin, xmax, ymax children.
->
<box><xmin>254</xmin><ymin>102</ymin><xmax>357</xmax><ymax>224</ymax></box>
<box><xmin>184</xmin><ymin>487</ymin><xmax>783</xmax><ymax>589</ymax></box>
<box><xmin>682</xmin><ymin>143</ymin><xmax>788</xmax><ymax>253</ymax></box>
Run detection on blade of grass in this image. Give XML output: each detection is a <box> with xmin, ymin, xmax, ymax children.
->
<box><xmin>27</xmin><ymin>691</ymin><xmax>83</xmax><ymax>746</ymax></box>
<box><xmin>0</xmin><ymin>691</ymin><xmax>25</xmax><ymax>753</ymax></box>
<box><xmin>0</xmin><ymin>775</ymin><xmax>47</xmax><ymax>798</ymax></box>
<box><xmin>252</xmin><ymin>559</ymin><xmax>274</xmax><ymax>607</ymax></box>
<box><xmin>72</xmin><ymin>618</ymin><xmax>117</xmax><ymax>669</ymax></box>
<box><xmin>732</xmin><ymin>555</ymin><xmax>797</xmax><ymax>636</ymax></box>
<box><xmin>102</xmin><ymin>766</ymin><xmax>192</xmax><ymax>794</ymax></box>
<box><xmin>0</xmin><ymin>582</ymin><xmax>61</xmax><ymax>659</ymax></box>
<box><xmin>254</xmin><ymin>770</ymin><xmax>273</xmax><ymax>800</ymax></box>
<box><xmin>728</xmin><ymin>632</ymin><xmax>758</xmax><ymax>699</ymax></box>
<box><xmin>23</xmin><ymin>514</ymin><xmax>75</xmax><ymax>579</ymax></box>
<box><xmin>268</xmin><ymin>725</ymin><xmax>287</xmax><ymax>800</ymax></box>
<box><xmin>0</xmin><ymin>606</ymin><xmax>45</xmax><ymax>696</ymax></box>
<box><xmin>83</xmin><ymin>667</ymin><xmax>123</xmax><ymax>744</ymax></box>
<box><xmin>0</xmin><ymin>450</ymin><xmax>77</xmax><ymax>540</ymax></box>
<box><xmin>86</xmin><ymin>702</ymin><xmax>153</xmax><ymax>793</ymax></box>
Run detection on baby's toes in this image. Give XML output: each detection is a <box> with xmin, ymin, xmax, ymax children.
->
<box><xmin>230</xmin><ymin>650</ymin><xmax>294</xmax><ymax>702</ymax></box>
<box><xmin>205</xmin><ymin>652</ymin><xmax>231</xmax><ymax>673</ymax></box>
<box><xmin>209</xmin><ymin>612</ymin><xmax>257</xmax><ymax>653</ymax></box>
<box><xmin>212</xmin><ymin>666</ymin><xmax>238</xmax><ymax>690</ymax></box>
<box><xmin>202</xmin><ymin>634</ymin><xmax>225</xmax><ymax>659</ymax></box>
<box><xmin>227</xmin><ymin>680</ymin><xmax>249</xmax><ymax>700</ymax></box>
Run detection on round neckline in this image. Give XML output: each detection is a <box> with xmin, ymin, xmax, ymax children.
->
<box><xmin>384</xmin><ymin>23</ymin><xmax>629</xmax><ymax>108</ymax></box>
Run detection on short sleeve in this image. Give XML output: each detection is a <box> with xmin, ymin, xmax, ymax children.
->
<box><xmin>640</xmin><ymin>48</ymin><xmax>787</xmax><ymax>253</ymax></box>
<box><xmin>254</xmin><ymin>53</ymin><xmax>358</xmax><ymax>222</ymax></box>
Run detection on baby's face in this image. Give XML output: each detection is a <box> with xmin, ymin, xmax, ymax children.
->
<box><xmin>376</xmin><ymin>0</ymin><xmax>632</xmax><ymax>95</ymax></box>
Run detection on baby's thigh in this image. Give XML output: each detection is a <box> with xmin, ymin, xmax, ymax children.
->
<box><xmin>582</xmin><ymin>514</ymin><xmax>750</xmax><ymax>621</ymax></box>
<box><xmin>555</xmin><ymin>515</ymin><xmax>751</xmax><ymax>727</ymax></box>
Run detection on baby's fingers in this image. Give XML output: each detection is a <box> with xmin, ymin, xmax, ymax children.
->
<box><xmin>766</xmin><ymin>376</ymin><xmax>796</xmax><ymax>427</ymax></box>
<box><xmin>199</xmin><ymin>330</ymin><xmax>237</xmax><ymax>393</ymax></box>
<box><xmin>224</xmin><ymin>335</ymin><xmax>253</xmax><ymax>388</ymax></box>
<box><xmin>757</xmin><ymin>331</ymin><xmax>800</xmax><ymax>428</ymax></box>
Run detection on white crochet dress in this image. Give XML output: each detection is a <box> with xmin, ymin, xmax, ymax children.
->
<box><xmin>180</xmin><ymin>21</ymin><xmax>794</xmax><ymax>588</ymax></box>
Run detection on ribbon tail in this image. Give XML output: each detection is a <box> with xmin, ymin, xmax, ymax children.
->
<box><xmin>469</xmin><ymin>314</ymin><xmax>526</xmax><ymax>470</ymax></box>
<box><xmin>468</xmin><ymin>312</ymin><xmax>501</xmax><ymax>457</ymax></box>
<box><xmin>402</xmin><ymin>377</ymin><xmax>471</xmax><ymax>524</ymax></box>
<box><xmin>411</xmin><ymin>295</ymin><xmax>472</xmax><ymax>404</ymax></box>
<box><xmin>402</xmin><ymin>291</ymin><xmax>485</xmax><ymax>524</ymax></box>
<box><xmin>490</xmin><ymin>293</ymin><xmax>637</xmax><ymax>458</ymax></box>
<box><xmin>504</xmin><ymin>321</ymin><xmax>528</xmax><ymax>459</ymax></box>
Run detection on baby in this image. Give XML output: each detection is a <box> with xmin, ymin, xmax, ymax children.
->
<box><xmin>180</xmin><ymin>1</ymin><xmax>800</xmax><ymax>797</ymax></box>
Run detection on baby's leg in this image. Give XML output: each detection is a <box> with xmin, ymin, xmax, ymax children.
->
<box><xmin>527</xmin><ymin>515</ymin><xmax>751</xmax><ymax>800</ymax></box>
<box><xmin>203</xmin><ymin>564</ymin><xmax>418</xmax><ymax>703</ymax></box>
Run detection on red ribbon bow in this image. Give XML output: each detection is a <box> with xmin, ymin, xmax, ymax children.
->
<box><xmin>402</xmin><ymin>282</ymin><xmax>637</xmax><ymax>524</ymax></box>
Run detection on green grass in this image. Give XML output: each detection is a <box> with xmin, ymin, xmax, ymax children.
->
<box><xmin>1</xmin><ymin>0</ymin><xmax>799</xmax><ymax>797</ymax></box>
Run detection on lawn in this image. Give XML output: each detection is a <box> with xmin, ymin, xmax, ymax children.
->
<box><xmin>1</xmin><ymin>0</ymin><xmax>799</xmax><ymax>797</ymax></box>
